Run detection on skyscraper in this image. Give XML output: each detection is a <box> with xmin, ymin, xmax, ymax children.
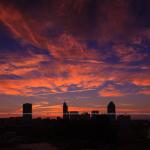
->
<box><xmin>107</xmin><ymin>101</ymin><xmax>116</xmax><ymax>121</ymax></box>
<box><xmin>63</xmin><ymin>102</ymin><xmax>69</xmax><ymax>119</ymax></box>
<box><xmin>23</xmin><ymin>103</ymin><xmax>32</xmax><ymax>120</ymax></box>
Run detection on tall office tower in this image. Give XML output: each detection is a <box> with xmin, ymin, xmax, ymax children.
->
<box><xmin>63</xmin><ymin>102</ymin><xmax>69</xmax><ymax>119</ymax></box>
<box><xmin>23</xmin><ymin>103</ymin><xmax>32</xmax><ymax>120</ymax></box>
<box><xmin>107</xmin><ymin>101</ymin><xmax>116</xmax><ymax>121</ymax></box>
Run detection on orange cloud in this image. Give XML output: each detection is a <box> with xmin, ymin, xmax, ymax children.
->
<box><xmin>113</xmin><ymin>44</ymin><xmax>146</xmax><ymax>62</ymax></box>
<box><xmin>138</xmin><ymin>89</ymin><xmax>150</xmax><ymax>95</ymax></box>
<box><xmin>0</xmin><ymin>58</ymin><xmax>150</xmax><ymax>97</ymax></box>
<box><xmin>99</xmin><ymin>85</ymin><xmax>124</xmax><ymax>97</ymax></box>
<box><xmin>132</xmin><ymin>78</ymin><xmax>150</xmax><ymax>86</ymax></box>
<box><xmin>0</xmin><ymin>5</ymin><xmax>40</xmax><ymax>46</ymax></box>
<box><xmin>0</xmin><ymin>4</ymin><xmax>149</xmax><ymax>97</ymax></box>
<box><xmin>0</xmin><ymin>53</ymin><xmax>48</xmax><ymax>76</ymax></box>
<box><xmin>47</xmin><ymin>33</ymin><xmax>99</xmax><ymax>60</ymax></box>
<box><xmin>12</xmin><ymin>53</ymin><xmax>48</xmax><ymax>67</ymax></box>
<box><xmin>0</xmin><ymin>4</ymin><xmax>99</xmax><ymax>62</ymax></box>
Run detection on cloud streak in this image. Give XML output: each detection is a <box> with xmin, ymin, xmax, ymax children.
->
<box><xmin>0</xmin><ymin>0</ymin><xmax>150</xmax><ymax>115</ymax></box>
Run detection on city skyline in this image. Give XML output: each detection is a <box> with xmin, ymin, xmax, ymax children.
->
<box><xmin>0</xmin><ymin>101</ymin><xmax>149</xmax><ymax>120</ymax></box>
<box><xmin>0</xmin><ymin>0</ymin><xmax>150</xmax><ymax>119</ymax></box>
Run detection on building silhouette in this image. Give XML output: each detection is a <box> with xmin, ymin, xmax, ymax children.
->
<box><xmin>63</xmin><ymin>102</ymin><xmax>69</xmax><ymax>119</ymax></box>
<box><xmin>107</xmin><ymin>101</ymin><xmax>116</xmax><ymax>121</ymax></box>
<box><xmin>91</xmin><ymin>110</ymin><xmax>99</xmax><ymax>120</ymax></box>
<box><xmin>23</xmin><ymin>103</ymin><xmax>32</xmax><ymax>120</ymax></box>
<box><xmin>0</xmin><ymin>101</ymin><xmax>149</xmax><ymax>150</ymax></box>
<box><xmin>69</xmin><ymin>111</ymin><xmax>80</xmax><ymax>120</ymax></box>
<box><xmin>80</xmin><ymin>112</ymin><xmax>90</xmax><ymax>120</ymax></box>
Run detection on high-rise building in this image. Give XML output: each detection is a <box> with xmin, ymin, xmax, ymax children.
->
<box><xmin>23</xmin><ymin>103</ymin><xmax>32</xmax><ymax>120</ymax></box>
<box><xmin>107</xmin><ymin>101</ymin><xmax>116</xmax><ymax>121</ymax></box>
<box><xmin>63</xmin><ymin>102</ymin><xmax>69</xmax><ymax>119</ymax></box>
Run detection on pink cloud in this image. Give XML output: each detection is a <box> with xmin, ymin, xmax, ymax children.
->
<box><xmin>0</xmin><ymin>57</ymin><xmax>150</xmax><ymax>97</ymax></box>
<box><xmin>99</xmin><ymin>85</ymin><xmax>124</xmax><ymax>97</ymax></box>
<box><xmin>113</xmin><ymin>44</ymin><xmax>146</xmax><ymax>62</ymax></box>
<box><xmin>138</xmin><ymin>89</ymin><xmax>150</xmax><ymax>95</ymax></box>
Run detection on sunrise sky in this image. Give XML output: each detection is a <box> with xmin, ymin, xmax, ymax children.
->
<box><xmin>0</xmin><ymin>0</ymin><xmax>150</xmax><ymax>118</ymax></box>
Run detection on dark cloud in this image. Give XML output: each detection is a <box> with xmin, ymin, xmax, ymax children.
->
<box><xmin>0</xmin><ymin>0</ymin><xmax>150</xmax><ymax>44</ymax></box>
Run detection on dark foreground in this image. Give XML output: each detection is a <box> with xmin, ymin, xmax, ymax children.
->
<box><xmin>0</xmin><ymin>118</ymin><xmax>149</xmax><ymax>150</ymax></box>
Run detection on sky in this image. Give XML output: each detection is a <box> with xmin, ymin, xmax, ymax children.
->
<box><xmin>0</xmin><ymin>0</ymin><xmax>150</xmax><ymax>119</ymax></box>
